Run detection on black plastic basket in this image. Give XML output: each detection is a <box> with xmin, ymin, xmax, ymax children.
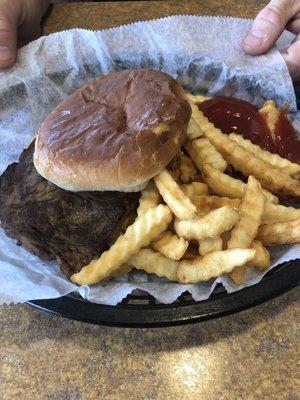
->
<box><xmin>28</xmin><ymin>260</ymin><xmax>300</xmax><ymax>327</ymax></box>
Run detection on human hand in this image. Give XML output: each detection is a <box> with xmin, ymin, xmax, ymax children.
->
<box><xmin>0</xmin><ymin>0</ymin><xmax>50</xmax><ymax>68</ymax></box>
<box><xmin>243</xmin><ymin>0</ymin><xmax>300</xmax><ymax>80</ymax></box>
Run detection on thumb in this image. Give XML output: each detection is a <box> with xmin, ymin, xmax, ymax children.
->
<box><xmin>243</xmin><ymin>0</ymin><xmax>299</xmax><ymax>55</ymax></box>
<box><xmin>0</xmin><ymin>10</ymin><xmax>17</xmax><ymax>69</ymax></box>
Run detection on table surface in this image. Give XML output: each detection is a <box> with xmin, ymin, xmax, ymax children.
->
<box><xmin>1</xmin><ymin>1</ymin><xmax>299</xmax><ymax>399</ymax></box>
<box><xmin>43</xmin><ymin>0</ymin><xmax>267</xmax><ymax>34</ymax></box>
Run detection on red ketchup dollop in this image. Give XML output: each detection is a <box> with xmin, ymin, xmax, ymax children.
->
<box><xmin>198</xmin><ymin>96</ymin><xmax>300</xmax><ymax>164</ymax></box>
<box><xmin>275</xmin><ymin>114</ymin><xmax>300</xmax><ymax>164</ymax></box>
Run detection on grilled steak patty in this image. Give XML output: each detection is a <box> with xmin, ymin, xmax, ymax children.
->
<box><xmin>0</xmin><ymin>142</ymin><xmax>139</xmax><ymax>277</ymax></box>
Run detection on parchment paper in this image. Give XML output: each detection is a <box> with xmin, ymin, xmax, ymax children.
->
<box><xmin>0</xmin><ymin>15</ymin><xmax>299</xmax><ymax>305</ymax></box>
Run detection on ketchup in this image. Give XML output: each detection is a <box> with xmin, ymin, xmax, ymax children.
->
<box><xmin>198</xmin><ymin>97</ymin><xmax>300</xmax><ymax>164</ymax></box>
<box><xmin>275</xmin><ymin>114</ymin><xmax>300</xmax><ymax>164</ymax></box>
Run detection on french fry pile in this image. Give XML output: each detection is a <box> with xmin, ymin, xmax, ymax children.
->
<box><xmin>71</xmin><ymin>96</ymin><xmax>300</xmax><ymax>287</ymax></box>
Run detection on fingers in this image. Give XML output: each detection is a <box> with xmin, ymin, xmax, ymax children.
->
<box><xmin>282</xmin><ymin>34</ymin><xmax>300</xmax><ymax>80</ymax></box>
<box><xmin>286</xmin><ymin>12</ymin><xmax>300</xmax><ymax>34</ymax></box>
<box><xmin>0</xmin><ymin>0</ymin><xmax>50</xmax><ymax>69</ymax></box>
<box><xmin>18</xmin><ymin>0</ymin><xmax>50</xmax><ymax>46</ymax></box>
<box><xmin>0</xmin><ymin>2</ymin><xmax>18</xmax><ymax>69</ymax></box>
<box><xmin>243</xmin><ymin>0</ymin><xmax>300</xmax><ymax>55</ymax></box>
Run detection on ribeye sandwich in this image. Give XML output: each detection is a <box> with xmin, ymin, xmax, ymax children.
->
<box><xmin>0</xmin><ymin>69</ymin><xmax>191</xmax><ymax>277</ymax></box>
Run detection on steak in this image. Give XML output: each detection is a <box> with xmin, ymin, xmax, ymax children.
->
<box><xmin>0</xmin><ymin>142</ymin><xmax>140</xmax><ymax>277</ymax></box>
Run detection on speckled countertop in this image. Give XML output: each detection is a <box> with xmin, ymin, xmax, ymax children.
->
<box><xmin>43</xmin><ymin>0</ymin><xmax>267</xmax><ymax>34</ymax></box>
<box><xmin>1</xmin><ymin>290</ymin><xmax>299</xmax><ymax>399</ymax></box>
<box><xmin>1</xmin><ymin>1</ymin><xmax>299</xmax><ymax>399</ymax></box>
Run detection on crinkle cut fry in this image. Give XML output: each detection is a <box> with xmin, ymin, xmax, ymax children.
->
<box><xmin>185</xmin><ymin>137</ymin><xmax>227</xmax><ymax>172</ymax></box>
<box><xmin>201</xmin><ymin>163</ymin><xmax>278</xmax><ymax>204</ymax></box>
<box><xmin>194</xmin><ymin>111</ymin><xmax>300</xmax><ymax>197</ymax></box>
<box><xmin>191</xmin><ymin>192</ymin><xmax>299</xmax><ymax>224</ymax></box>
<box><xmin>192</xmin><ymin>194</ymin><xmax>241</xmax><ymax>212</ymax></box>
<box><xmin>186</xmin><ymin>101</ymin><xmax>204</xmax><ymax>140</ymax></box>
<box><xmin>249</xmin><ymin>241</ymin><xmax>270</xmax><ymax>270</ymax></box>
<box><xmin>154</xmin><ymin>169</ymin><xmax>198</xmax><ymax>220</ymax></box>
<box><xmin>151</xmin><ymin>231</ymin><xmax>188</xmax><ymax>261</ymax></box>
<box><xmin>228</xmin><ymin>176</ymin><xmax>266</xmax><ymax>284</ymax></box>
<box><xmin>181</xmin><ymin>182</ymin><xmax>209</xmax><ymax>198</ymax></box>
<box><xmin>137</xmin><ymin>180</ymin><xmax>159</xmax><ymax>217</ymax></box>
<box><xmin>258</xmin><ymin>100</ymin><xmax>280</xmax><ymax>141</ymax></box>
<box><xmin>174</xmin><ymin>205</ymin><xmax>239</xmax><ymax>241</ymax></box>
<box><xmin>199</xmin><ymin>237</ymin><xmax>223</xmax><ymax>256</ymax></box>
<box><xmin>129</xmin><ymin>248</ymin><xmax>179</xmax><ymax>281</ymax></box>
<box><xmin>228</xmin><ymin>133</ymin><xmax>300</xmax><ymax>177</ymax></box>
<box><xmin>186</xmin><ymin>92</ymin><xmax>212</xmax><ymax>104</ymax></box>
<box><xmin>257</xmin><ymin>219</ymin><xmax>300</xmax><ymax>246</ymax></box>
<box><xmin>263</xmin><ymin>202</ymin><xmax>300</xmax><ymax>223</ymax></box>
<box><xmin>177</xmin><ymin>248</ymin><xmax>255</xmax><ymax>283</ymax></box>
<box><xmin>71</xmin><ymin>204</ymin><xmax>172</xmax><ymax>285</ymax></box>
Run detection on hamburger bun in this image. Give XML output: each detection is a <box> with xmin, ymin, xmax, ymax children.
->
<box><xmin>34</xmin><ymin>69</ymin><xmax>191</xmax><ymax>192</ymax></box>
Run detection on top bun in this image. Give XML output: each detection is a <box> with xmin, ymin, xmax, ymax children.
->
<box><xmin>34</xmin><ymin>69</ymin><xmax>191</xmax><ymax>192</ymax></box>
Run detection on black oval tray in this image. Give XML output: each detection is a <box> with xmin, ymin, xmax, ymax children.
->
<box><xmin>28</xmin><ymin>260</ymin><xmax>300</xmax><ymax>327</ymax></box>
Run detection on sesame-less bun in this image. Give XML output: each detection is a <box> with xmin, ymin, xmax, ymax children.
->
<box><xmin>34</xmin><ymin>69</ymin><xmax>191</xmax><ymax>192</ymax></box>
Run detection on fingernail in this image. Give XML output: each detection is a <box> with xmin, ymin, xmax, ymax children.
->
<box><xmin>0</xmin><ymin>46</ymin><xmax>12</xmax><ymax>61</ymax></box>
<box><xmin>243</xmin><ymin>21</ymin><xmax>269</xmax><ymax>49</ymax></box>
<box><xmin>243</xmin><ymin>33</ymin><xmax>265</xmax><ymax>49</ymax></box>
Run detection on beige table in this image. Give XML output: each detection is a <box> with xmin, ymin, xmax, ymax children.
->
<box><xmin>43</xmin><ymin>0</ymin><xmax>266</xmax><ymax>34</ymax></box>
<box><xmin>1</xmin><ymin>2</ymin><xmax>299</xmax><ymax>399</ymax></box>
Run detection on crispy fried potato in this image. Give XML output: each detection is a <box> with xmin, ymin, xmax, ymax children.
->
<box><xmin>177</xmin><ymin>248</ymin><xmax>255</xmax><ymax>283</ymax></box>
<box><xmin>154</xmin><ymin>169</ymin><xmax>198</xmax><ymax>220</ymax></box>
<box><xmin>186</xmin><ymin>101</ymin><xmax>204</xmax><ymax>140</ymax></box>
<box><xmin>179</xmin><ymin>154</ymin><xmax>199</xmax><ymax>183</ymax></box>
<box><xmin>195</xmin><ymin>111</ymin><xmax>300</xmax><ymax>197</ymax></box>
<box><xmin>187</xmin><ymin>116</ymin><xmax>203</xmax><ymax>141</ymax></box>
<box><xmin>137</xmin><ymin>180</ymin><xmax>160</xmax><ymax>217</ymax></box>
<box><xmin>228</xmin><ymin>176</ymin><xmax>266</xmax><ymax>248</ymax></box>
<box><xmin>202</xmin><ymin>163</ymin><xmax>279</xmax><ymax>204</ymax></box>
<box><xmin>259</xmin><ymin>100</ymin><xmax>280</xmax><ymax>141</ymax></box>
<box><xmin>192</xmin><ymin>194</ymin><xmax>241</xmax><ymax>215</ymax></box>
<box><xmin>109</xmin><ymin>264</ymin><xmax>133</xmax><ymax>278</ymax></box>
<box><xmin>185</xmin><ymin>138</ymin><xmax>227</xmax><ymax>172</ymax></box>
<box><xmin>71</xmin><ymin>205</ymin><xmax>172</xmax><ymax>285</ymax></box>
<box><xmin>228</xmin><ymin>176</ymin><xmax>266</xmax><ymax>284</ymax></box>
<box><xmin>152</xmin><ymin>231</ymin><xmax>189</xmax><ymax>260</ymax></box>
<box><xmin>257</xmin><ymin>219</ymin><xmax>300</xmax><ymax>246</ymax></box>
<box><xmin>229</xmin><ymin>132</ymin><xmax>300</xmax><ymax>177</ymax></box>
<box><xmin>263</xmin><ymin>203</ymin><xmax>300</xmax><ymax>224</ymax></box>
<box><xmin>174</xmin><ymin>206</ymin><xmax>239</xmax><ymax>241</ymax></box>
<box><xmin>129</xmin><ymin>249</ymin><xmax>179</xmax><ymax>281</ymax></box>
<box><xmin>249</xmin><ymin>241</ymin><xmax>270</xmax><ymax>270</ymax></box>
<box><xmin>186</xmin><ymin>92</ymin><xmax>212</xmax><ymax>104</ymax></box>
<box><xmin>199</xmin><ymin>237</ymin><xmax>223</xmax><ymax>256</ymax></box>
<box><xmin>181</xmin><ymin>182</ymin><xmax>209</xmax><ymax>198</ymax></box>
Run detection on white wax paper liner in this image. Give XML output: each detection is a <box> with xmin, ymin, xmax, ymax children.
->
<box><xmin>0</xmin><ymin>15</ymin><xmax>299</xmax><ymax>305</ymax></box>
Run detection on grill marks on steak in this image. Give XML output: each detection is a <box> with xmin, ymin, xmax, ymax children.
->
<box><xmin>0</xmin><ymin>142</ymin><xmax>139</xmax><ymax>277</ymax></box>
